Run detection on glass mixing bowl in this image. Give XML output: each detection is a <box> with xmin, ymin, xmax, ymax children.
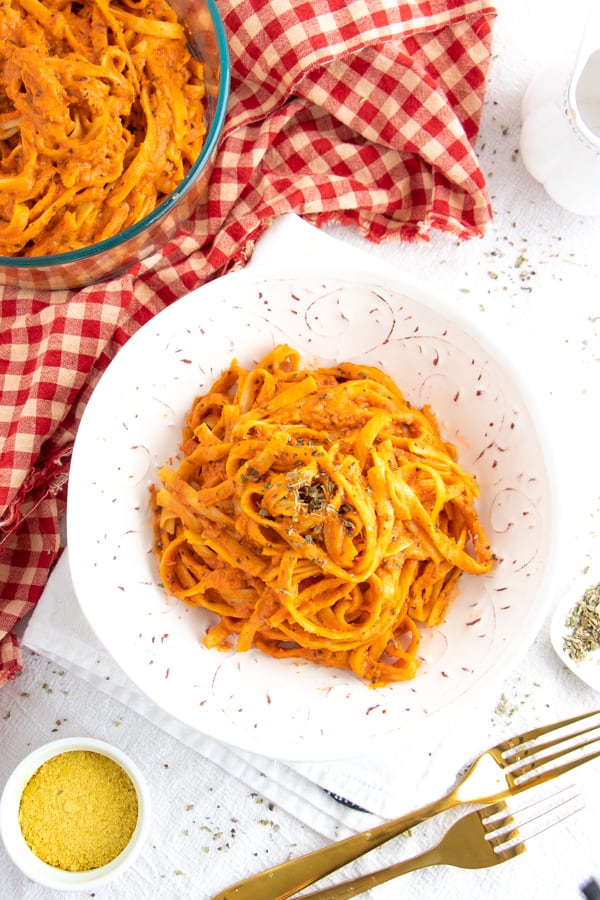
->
<box><xmin>0</xmin><ymin>0</ymin><xmax>230</xmax><ymax>291</ymax></box>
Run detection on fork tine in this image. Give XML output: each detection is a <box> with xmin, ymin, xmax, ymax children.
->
<box><xmin>483</xmin><ymin>787</ymin><xmax>581</xmax><ymax>854</ymax></box>
<box><xmin>503</xmin><ymin>718</ymin><xmax>600</xmax><ymax>763</ymax></box>
<box><xmin>488</xmin><ymin>824</ymin><xmax>520</xmax><ymax>850</ymax></box>
<box><xmin>479</xmin><ymin>803</ymin><xmax>515</xmax><ymax>834</ymax></box>
<box><xmin>496</xmin><ymin>708</ymin><xmax>600</xmax><ymax>783</ymax></box>
<box><xmin>478</xmin><ymin>800</ymin><xmax>508</xmax><ymax>819</ymax></box>
<box><xmin>479</xmin><ymin>806</ymin><xmax>519</xmax><ymax>850</ymax></box>
<box><xmin>515</xmin><ymin>743</ymin><xmax>600</xmax><ymax>785</ymax></box>
<box><xmin>510</xmin><ymin>729</ymin><xmax>600</xmax><ymax>772</ymax></box>
<box><xmin>497</xmin><ymin>708</ymin><xmax>600</xmax><ymax>754</ymax></box>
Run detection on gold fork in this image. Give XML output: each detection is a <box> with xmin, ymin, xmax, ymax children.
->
<box><xmin>299</xmin><ymin>788</ymin><xmax>582</xmax><ymax>900</ymax></box>
<box><xmin>212</xmin><ymin>708</ymin><xmax>600</xmax><ymax>900</ymax></box>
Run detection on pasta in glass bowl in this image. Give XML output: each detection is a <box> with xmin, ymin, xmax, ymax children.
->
<box><xmin>0</xmin><ymin>0</ymin><xmax>229</xmax><ymax>291</ymax></box>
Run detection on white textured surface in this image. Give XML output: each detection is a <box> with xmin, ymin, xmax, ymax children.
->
<box><xmin>2</xmin><ymin>1</ymin><xmax>600</xmax><ymax>897</ymax></box>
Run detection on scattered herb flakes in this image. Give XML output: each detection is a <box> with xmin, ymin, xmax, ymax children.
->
<box><xmin>563</xmin><ymin>583</ymin><xmax>600</xmax><ymax>662</ymax></box>
<box><xmin>494</xmin><ymin>692</ymin><xmax>518</xmax><ymax>719</ymax></box>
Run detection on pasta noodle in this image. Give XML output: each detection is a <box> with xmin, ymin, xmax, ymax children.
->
<box><xmin>151</xmin><ymin>345</ymin><xmax>495</xmax><ymax>686</ymax></box>
<box><xmin>0</xmin><ymin>0</ymin><xmax>206</xmax><ymax>256</ymax></box>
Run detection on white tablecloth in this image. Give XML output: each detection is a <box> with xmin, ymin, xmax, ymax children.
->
<box><xmin>2</xmin><ymin>0</ymin><xmax>600</xmax><ymax>896</ymax></box>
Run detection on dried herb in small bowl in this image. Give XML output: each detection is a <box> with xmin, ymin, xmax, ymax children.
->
<box><xmin>563</xmin><ymin>583</ymin><xmax>600</xmax><ymax>663</ymax></box>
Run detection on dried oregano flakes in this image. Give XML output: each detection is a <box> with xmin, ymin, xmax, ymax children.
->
<box><xmin>562</xmin><ymin>583</ymin><xmax>600</xmax><ymax>664</ymax></box>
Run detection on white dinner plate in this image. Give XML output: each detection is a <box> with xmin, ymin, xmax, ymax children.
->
<box><xmin>67</xmin><ymin>262</ymin><xmax>558</xmax><ymax>760</ymax></box>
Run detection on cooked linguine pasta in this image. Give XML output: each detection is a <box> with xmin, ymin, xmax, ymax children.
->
<box><xmin>151</xmin><ymin>345</ymin><xmax>495</xmax><ymax>686</ymax></box>
<box><xmin>0</xmin><ymin>0</ymin><xmax>206</xmax><ymax>256</ymax></box>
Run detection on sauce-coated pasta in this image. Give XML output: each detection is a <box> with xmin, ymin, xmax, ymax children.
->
<box><xmin>151</xmin><ymin>345</ymin><xmax>495</xmax><ymax>686</ymax></box>
<box><xmin>0</xmin><ymin>0</ymin><xmax>206</xmax><ymax>256</ymax></box>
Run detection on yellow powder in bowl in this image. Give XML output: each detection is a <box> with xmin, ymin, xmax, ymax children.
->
<box><xmin>18</xmin><ymin>750</ymin><xmax>139</xmax><ymax>871</ymax></box>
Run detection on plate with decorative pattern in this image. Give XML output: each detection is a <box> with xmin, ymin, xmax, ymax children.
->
<box><xmin>67</xmin><ymin>253</ymin><xmax>558</xmax><ymax>761</ymax></box>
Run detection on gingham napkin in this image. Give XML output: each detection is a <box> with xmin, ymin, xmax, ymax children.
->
<box><xmin>0</xmin><ymin>0</ymin><xmax>497</xmax><ymax>684</ymax></box>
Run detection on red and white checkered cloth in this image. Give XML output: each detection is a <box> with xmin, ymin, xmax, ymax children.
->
<box><xmin>0</xmin><ymin>0</ymin><xmax>496</xmax><ymax>684</ymax></box>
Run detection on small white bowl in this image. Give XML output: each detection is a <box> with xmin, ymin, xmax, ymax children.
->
<box><xmin>551</xmin><ymin>576</ymin><xmax>600</xmax><ymax>694</ymax></box>
<box><xmin>0</xmin><ymin>737</ymin><xmax>151</xmax><ymax>891</ymax></box>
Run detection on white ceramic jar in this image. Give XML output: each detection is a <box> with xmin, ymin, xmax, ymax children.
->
<box><xmin>520</xmin><ymin>15</ymin><xmax>600</xmax><ymax>216</ymax></box>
